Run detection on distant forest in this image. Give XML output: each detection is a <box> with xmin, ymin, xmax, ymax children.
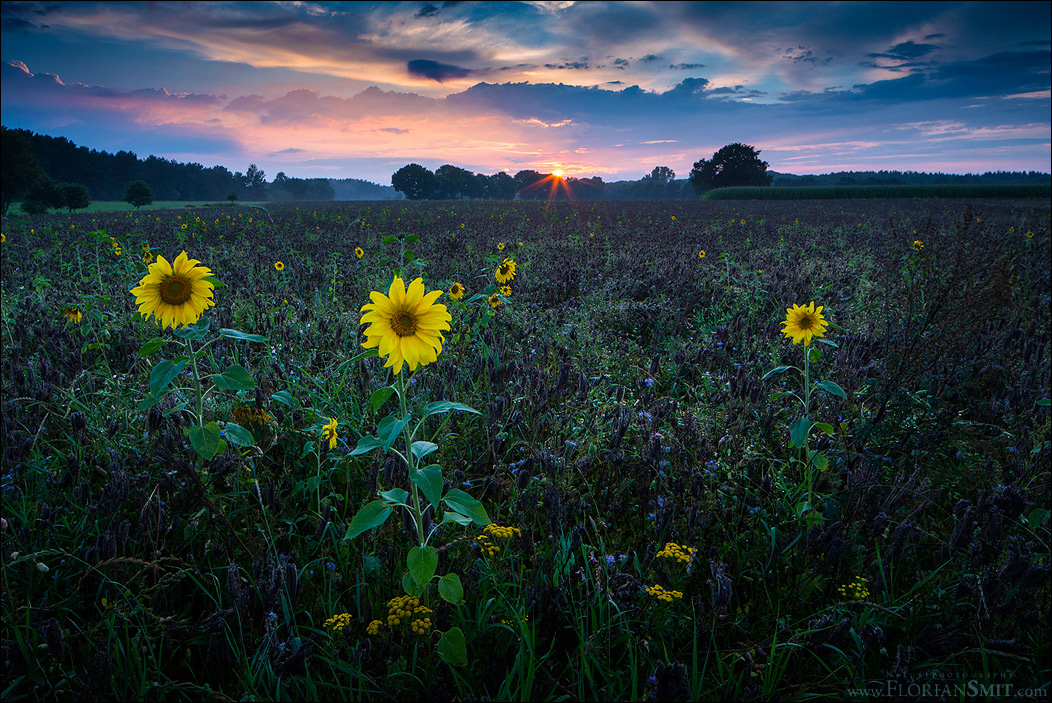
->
<box><xmin>5</xmin><ymin>127</ymin><xmax>1049</xmax><ymax>203</ymax></box>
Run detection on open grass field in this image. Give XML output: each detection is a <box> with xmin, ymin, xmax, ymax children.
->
<box><xmin>1</xmin><ymin>197</ymin><xmax>1050</xmax><ymax>701</ymax></box>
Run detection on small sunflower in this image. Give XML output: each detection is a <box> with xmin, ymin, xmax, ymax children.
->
<box><xmin>360</xmin><ymin>276</ymin><xmax>451</xmax><ymax>375</ymax></box>
<box><xmin>698</xmin><ymin>250</ymin><xmax>706</xmax><ymax>258</ymax></box>
<box><xmin>321</xmin><ymin>418</ymin><xmax>339</xmax><ymax>449</ymax></box>
<box><xmin>355</xmin><ymin>247</ymin><xmax>364</xmax><ymax>259</ymax></box>
<box><xmin>497</xmin><ymin>242</ymin><xmax>505</xmax><ymax>251</ymax></box>
<box><xmin>781</xmin><ymin>302</ymin><xmax>829</xmax><ymax>347</ymax></box>
<box><xmin>500</xmin><ymin>285</ymin><xmax>511</xmax><ymax>296</ymax></box>
<box><xmin>130</xmin><ymin>251</ymin><xmax>216</xmax><ymax>329</ymax></box>
<box><xmin>495</xmin><ymin>258</ymin><xmax>517</xmax><ymax>284</ymax></box>
<box><xmin>488</xmin><ymin>293</ymin><xmax>502</xmax><ymax>309</ymax></box>
<box><xmin>63</xmin><ymin>306</ymin><xmax>82</xmax><ymax>324</ymax></box>
<box><xmin>274</xmin><ymin>261</ymin><xmax>285</xmax><ymax>271</ymax></box>
<box><xmin>449</xmin><ymin>282</ymin><xmax>465</xmax><ymax>301</ymax></box>
<box><xmin>912</xmin><ymin>240</ymin><xmax>924</xmax><ymax>251</ymax></box>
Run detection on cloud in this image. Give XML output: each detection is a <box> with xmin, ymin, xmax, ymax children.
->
<box><xmin>869</xmin><ymin>40</ymin><xmax>941</xmax><ymax>63</ymax></box>
<box><xmin>407</xmin><ymin>58</ymin><xmax>474</xmax><ymax>82</ymax></box>
<box><xmin>377</xmin><ymin>127</ymin><xmax>410</xmax><ymax>134</ymax></box>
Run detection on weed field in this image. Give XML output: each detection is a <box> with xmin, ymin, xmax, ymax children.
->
<box><xmin>1</xmin><ymin>197</ymin><xmax>1050</xmax><ymax>701</ymax></box>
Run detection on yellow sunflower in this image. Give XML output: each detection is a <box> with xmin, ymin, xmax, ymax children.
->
<box><xmin>497</xmin><ymin>242</ymin><xmax>505</xmax><ymax>251</ymax></box>
<box><xmin>359</xmin><ymin>276</ymin><xmax>451</xmax><ymax>375</ymax></box>
<box><xmin>698</xmin><ymin>250</ymin><xmax>706</xmax><ymax>258</ymax></box>
<box><xmin>495</xmin><ymin>258</ymin><xmax>517</xmax><ymax>284</ymax></box>
<box><xmin>63</xmin><ymin>306</ymin><xmax>82</xmax><ymax>324</ymax></box>
<box><xmin>355</xmin><ymin>247</ymin><xmax>364</xmax><ymax>259</ymax></box>
<box><xmin>912</xmin><ymin>240</ymin><xmax>924</xmax><ymax>251</ymax></box>
<box><xmin>488</xmin><ymin>293</ymin><xmax>502</xmax><ymax>309</ymax></box>
<box><xmin>500</xmin><ymin>285</ymin><xmax>511</xmax><ymax>296</ymax></box>
<box><xmin>321</xmin><ymin>418</ymin><xmax>339</xmax><ymax>449</ymax></box>
<box><xmin>449</xmin><ymin>282</ymin><xmax>465</xmax><ymax>301</ymax></box>
<box><xmin>130</xmin><ymin>251</ymin><xmax>216</xmax><ymax>329</ymax></box>
<box><xmin>781</xmin><ymin>302</ymin><xmax>829</xmax><ymax>347</ymax></box>
<box><xmin>274</xmin><ymin>261</ymin><xmax>285</xmax><ymax>271</ymax></box>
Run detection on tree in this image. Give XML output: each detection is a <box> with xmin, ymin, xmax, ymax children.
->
<box><xmin>21</xmin><ymin>178</ymin><xmax>66</xmax><ymax>214</ymax></box>
<box><xmin>242</xmin><ymin>164</ymin><xmax>267</xmax><ymax>201</ymax></box>
<box><xmin>2</xmin><ymin>127</ymin><xmax>46</xmax><ymax>215</ymax></box>
<box><xmin>392</xmin><ymin>164</ymin><xmax>439</xmax><ymax>200</ymax></box>
<box><xmin>513</xmin><ymin>170</ymin><xmax>545</xmax><ymax>199</ymax></box>
<box><xmin>689</xmin><ymin>143</ymin><xmax>773</xmax><ymax>194</ymax></box>
<box><xmin>435</xmin><ymin>164</ymin><xmax>477</xmax><ymax>199</ymax></box>
<box><xmin>59</xmin><ymin>182</ymin><xmax>91</xmax><ymax>212</ymax></box>
<box><xmin>124</xmin><ymin>180</ymin><xmax>154</xmax><ymax>209</ymax></box>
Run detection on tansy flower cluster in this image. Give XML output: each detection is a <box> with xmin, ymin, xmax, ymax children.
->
<box><xmin>386</xmin><ymin>595</ymin><xmax>433</xmax><ymax>635</ymax></box>
<box><xmin>232</xmin><ymin>406</ymin><xmax>273</xmax><ymax>425</ymax></box>
<box><xmin>484</xmin><ymin>523</ymin><xmax>522</xmax><ymax>540</ymax></box>
<box><xmin>323</xmin><ymin>612</ymin><xmax>353</xmax><ymax>633</ymax></box>
<box><xmin>655</xmin><ymin>542</ymin><xmax>695</xmax><ymax>564</ymax></box>
<box><xmin>837</xmin><ymin>576</ymin><xmax>870</xmax><ymax>600</ymax></box>
<box><xmin>475</xmin><ymin>535</ymin><xmax>501</xmax><ymax>556</ymax></box>
<box><xmin>646</xmin><ymin>584</ymin><xmax>684</xmax><ymax>602</ymax></box>
<box><xmin>366</xmin><ymin>619</ymin><xmax>383</xmax><ymax>636</ymax></box>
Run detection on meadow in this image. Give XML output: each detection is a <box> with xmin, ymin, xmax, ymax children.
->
<box><xmin>1</xmin><ymin>197</ymin><xmax>1049</xmax><ymax>701</ymax></box>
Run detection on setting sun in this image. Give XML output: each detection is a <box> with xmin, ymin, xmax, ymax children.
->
<box><xmin>552</xmin><ymin>169</ymin><xmax>564</xmax><ymax>178</ymax></box>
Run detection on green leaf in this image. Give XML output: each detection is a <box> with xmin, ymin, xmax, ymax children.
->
<box><xmin>189</xmin><ymin>422</ymin><xmax>223</xmax><ymax>460</ymax></box>
<box><xmin>401</xmin><ymin>571</ymin><xmax>424</xmax><ymax>597</ymax></box>
<box><xmin>443</xmin><ymin>488</ymin><xmax>491</xmax><ymax>526</ymax></box>
<box><xmin>350</xmin><ymin>435</ymin><xmax>383</xmax><ymax>457</ymax></box>
<box><xmin>411</xmin><ymin>464</ymin><xmax>444</xmax><ymax>511</ymax></box>
<box><xmin>138</xmin><ymin>393</ymin><xmax>161</xmax><ymax>412</ymax></box>
<box><xmin>816</xmin><ymin>337</ymin><xmax>839</xmax><ymax>348</ymax></box>
<box><xmin>172</xmin><ymin>318</ymin><xmax>210</xmax><ymax>340</ymax></box>
<box><xmin>761</xmin><ymin>365</ymin><xmax>792</xmax><ymax>381</ymax></box>
<box><xmin>379</xmin><ymin>488</ymin><xmax>409</xmax><ymax>505</ymax></box>
<box><xmin>150</xmin><ymin>359</ymin><xmax>187</xmax><ymax>397</ymax></box>
<box><xmin>440</xmin><ymin>512</ymin><xmax>473</xmax><ymax>526</ymax></box>
<box><xmin>423</xmin><ymin>401</ymin><xmax>481</xmax><ymax>418</ymax></box>
<box><xmin>436</xmin><ymin>627</ymin><xmax>468</xmax><ymax>667</ymax></box>
<box><xmin>407</xmin><ymin>546</ymin><xmax>438</xmax><ymax>588</ymax></box>
<box><xmin>815</xmin><ymin>380</ymin><xmax>847</xmax><ymax>399</ymax></box>
<box><xmin>271</xmin><ymin>391</ymin><xmax>297</xmax><ymax>407</ymax></box>
<box><xmin>222</xmin><ymin>422</ymin><xmax>255</xmax><ymax>447</ymax></box>
<box><xmin>362</xmin><ymin>554</ymin><xmax>382</xmax><ymax>576</ymax></box>
<box><xmin>814</xmin><ymin>422</ymin><xmax>835</xmax><ymax>435</ymax></box>
<box><xmin>809</xmin><ymin>451</ymin><xmax>829</xmax><ymax>472</ymax></box>
<box><xmin>212</xmin><ymin>364</ymin><xmax>258</xmax><ymax>391</ymax></box>
<box><xmin>370</xmin><ymin>386</ymin><xmax>396</xmax><ymax>412</ymax></box>
<box><xmin>219</xmin><ymin>328</ymin><xmax>267</xmax><ymax>343</ymax></box>
<box><xmin>137</xmin><ymin>337</ymin><xmax>166</xmax><ymax>358</ymax></box>
<box><xmin>1024</xmin><ymin>507</ymin><xmax>1049</xmax><ymax>528</ymax></box>
<box><xmin>438</xmin><ymin>573</ymin><xmax>465</xmax><ymax>605</ymax></box>
<box><xmin>382</xmin><ymin>235</ymin><xmax>398</xmax><ymax>244</ymax></box>
<box><xmin>377</xmin><ymin>413</ymin><xmax>412</xmax><ymax>451</ymax></box>
<box><xmin>411</xmin><ymin>441</ymin><xmax>439</xmax><ymax>460</ymax></box>
<box><xmin>789</xmin><ymin>416</ymin><xmax>811</xmax><ymax>449</ymax></box>
<box><xmin>1037</xmin><ymin>399</ymin><xmax>1051</xmax><ymax>407</ymax></box>
<box><xmin>807</xmin><ymin>346</ymin><xmax>822</xmax><ymax>362</ymax></box>
<box><xmin>405</xmin><ymin>234</ymin><xmax>419</xmax><ymax>242</ymax></box>
<box><xmin>344</xmin><ymin>500</ymin><xmax>393</xmax><ymax>540</ymax></box>
<box><xmin>349</xmin><ymin>349</ymin><xmax>379</xmax><ymax>363</ymax></box>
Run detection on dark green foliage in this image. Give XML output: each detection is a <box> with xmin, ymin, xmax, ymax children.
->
<box><xmin>123</xmin><ymin>180</ymin><xmax>155</xmax><ymax>209</ymax></box>
<box><xmin>703</xmin><ymin>184</ymin><xmax>1052</xmax><ymax>200</ymax></box>
<box><xmin>1</xmin><ymin>126</ymin><xmax>45</xmax><ymax>215</ymax></box>
<box><xmin>58</xmin><ymin>182</ymin><xmax>91</xmax><ymax>212</ymax></box>
<box><xmin>690</xmin><ymin>143</ymin><xmax>774</xmax><ymax>193</ymax></box>
<box><xmin>392</xmin><ymin>163</ymin><xmax>440</xmax><ymax>200</ymax></box>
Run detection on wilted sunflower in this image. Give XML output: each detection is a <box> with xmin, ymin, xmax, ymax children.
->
<box><xmin>321</xmin><ymin>418</ymin><xmax>339</xmax><ymax>449</ymax></box>
<box><xmin>495</xmin><ymin>258</ymin><xmax>517</xmax><ymax>284</ymax></box>
<box><xmin>488</xmin><ymin>293</ymin><xmax>502</xmax><ymax>309</ymax></box>
<box><xmin>355</xmin><ymin>247</ymin><xmax>364</xmax><ymax>259</ymax></box>
<box><xmin>274</xmin><ymin>261</ymin><xmax>285</xmax><ymax>271</ymax></box>
<box><xmin>130</xmin><ymin>251</ymin><xmax>216</xmax><ymax>329</ymax></box>
<box><xmin>63</xmin><ymin>306</ymin><xmax>82</xmax><ymax>324</ymax></box>
<box><xmin>449</xmin><ymin>282</ymin><xmax>465</xmax><ymax>301</ymax></box>
<box><xmin>781</xmin><ymin>302</ymin><xmax>828</xmax><ymax>347</ymax></box>
<box><xmin>360</xmin><ymin>276</ymin><xmax>451</xmax><ymax>375</ymax></box>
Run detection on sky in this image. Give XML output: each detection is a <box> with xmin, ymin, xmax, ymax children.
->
<box><xmin>2</xmin><ymin>1</ymin><xmax>1050</xmax><ymax>184</ymax></box>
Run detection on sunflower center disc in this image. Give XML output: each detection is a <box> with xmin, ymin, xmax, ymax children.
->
<box><xmin>160</xmin><ymin>276</ymin><xmax>192</xmax><ymax>305</ymax></box>
<box><xmin>392</xmin><ymin>312</ymin><xmax>417</xmax><ymax>337</ymax></box>
<box><xmin>799</xmin><ymin>316</ymin><xmax>813</xmax><ymax>330</ymax></box>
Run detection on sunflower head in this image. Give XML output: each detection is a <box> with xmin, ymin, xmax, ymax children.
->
<box><xmin>912</xmin><ymin>240</ymin><xmax>924</xmax><ymax>251</ymax></box>
<box><xmin>781</xmin><ymin>302</ymin><xmax>829</xmax><ymax>347</ymax></box>
<box><xmin>698</xmin><ymin>250</ymin><xmax>706</xmax><ymax>258</ymax></box>
<box><xmin>499</xmin><ymin>285</ymin><xmax>511</xmax><ymax>296</ymax></box>
<box><xmin>63</xmin><ymin>306</ymin><xmax>82</xmax><ymax>324</ymax></box>
<box><xmin>449</xmin><ymin>282</ymin><xmax>465</xmax><ymax>301</ymax></box>
<box><xmin>130</xmin><ymin>251</ymin><xmax>216</xmax><ymax>329</ymax></box>
<box><xmin>488</xmin><ymin>293</ymin><xmax>502</xmax><ymax>309</ymax></box>
<box><xmin>355</xmin><ymin>247</ymin><xmax>364</xmax><ymax>259</ymax></box>
<box><xmin>321</xmin><ymin>418</ymin><xmax>339</xmax><ymax>449</ymax></box>
<box><xmin>360</xmin><ymin>276</ymin><xmax>451</xmax><ymax>375</ymax></box>
<box><xmin>274</xmin><ymin>261</ymin><xmax>285</xmax><ymax>271</ymax></box>
<box><xmin>497</xmin><ymin>242</ymin><xmax>505</xmax><ymax>251</ymax></box>
<box><xmin>495</xmin><ymin>258</ymin><xmax>517</xmax><ymax>284</ymax></box>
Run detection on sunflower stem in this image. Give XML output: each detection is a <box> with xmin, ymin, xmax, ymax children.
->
<box><xmin>397</xmin><ymin>371</ymin><xmax>426</xmax><ymax>549</ymax></box>
<box><xmin>802</xmin><ymin>343</ymin><xmax>813</xmax><ymax>512</ymax></box>
<box><xmin>186</xmin><ymin>337</ymin><xmax>205</xmax><ymax>428</ymax></box>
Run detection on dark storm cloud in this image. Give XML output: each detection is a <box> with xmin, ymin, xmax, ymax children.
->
<box><xmin>407</xmin><ymin>59</ymin><xmax>473</xmax><ymax>82</ymax></box>
<box><xmin>544</xmin><ymin>61</ymin><xmax>591</xmax><ymax>70</ymax></box>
